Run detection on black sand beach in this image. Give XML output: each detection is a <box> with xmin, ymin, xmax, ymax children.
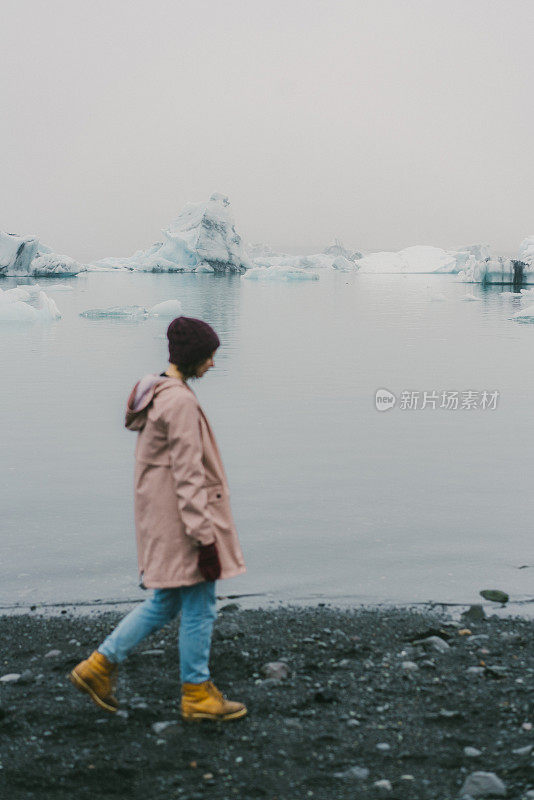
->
<box><xmin>0</xmin><ymin>604</ymin><xmax>532</xmax><ymax>800</ymax></box>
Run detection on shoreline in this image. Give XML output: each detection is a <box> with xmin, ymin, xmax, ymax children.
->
<box><xmin>1</xmin><ymin>592</ymin><xmax>533</xmax><ymax>621</ymax></box>
<box><xmin>1</xmin><ymin>603</ymin><xmax>533</xmax><ymax>799</ymax></box>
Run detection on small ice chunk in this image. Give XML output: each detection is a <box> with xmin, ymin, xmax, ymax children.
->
<box><xmin>242</xmin><ymin>265</ymin><xmax>319</xmax><ymax>281</ymax></box>
<box><xmin>0</xmin><ymin>286</ymin><xmax>61</xmax><ymax>323</ymax></box>
<box><xmin>461</xmin><ymin>293</ymin><xmax>480</xmax><ymax>302</ymax></box>
<box><xmin>80</xmin><ymin>306</ymin><xmax>148</xmax><ymax>319</ymax></box>
<box><xmin>148</xmin><ymin>300</ymin><xmax>183</xmax><ymax>317</ymax></box>
<box><xmin>512</xmin><ymin>303</ymin><xmax>534</xmax><ymax>321</ymax></box>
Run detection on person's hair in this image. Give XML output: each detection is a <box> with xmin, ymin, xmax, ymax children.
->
<box><xmin>175</xmin><ymin>349</ymin><xmax>216</xmax><ymax>380</ymax></box>
<box><xmin>178</xmin><ymin>358</ymin><xmax>205</xmax><ymax>380</ymax></box>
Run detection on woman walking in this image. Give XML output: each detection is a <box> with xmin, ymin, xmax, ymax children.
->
<box><xmin>70</xmin><ymin>316</ymin><xmax>247</xmax><ymax>721</ymax></box>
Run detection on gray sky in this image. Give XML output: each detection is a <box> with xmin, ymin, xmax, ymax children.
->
<box><xmin>1</xmin><ymin>0</ymin><xmax>533</xmax><ymax>261</ymax></box>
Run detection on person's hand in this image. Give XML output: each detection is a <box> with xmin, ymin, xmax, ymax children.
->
<box><xmin>198</xmin><ymin>542</ymin><xmax>221</xmax><ymax>581</ymax></box>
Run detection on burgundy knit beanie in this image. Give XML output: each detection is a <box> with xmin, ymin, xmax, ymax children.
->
<box><xmin>167</xmin><ymin>316</ymin><xmax>220</xmax><ymax>369</ymax></box>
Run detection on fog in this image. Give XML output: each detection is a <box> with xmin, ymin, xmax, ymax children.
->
<box><xmin>1</xmin><ymin>0</ymin><xmax>532</xmax><ymax>261</ymax></box>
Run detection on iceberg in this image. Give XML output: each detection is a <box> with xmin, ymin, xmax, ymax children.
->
<box><xmin>31</xmin><ymin>253</ymin><xmax>84</xmax><ymax>277</ymax></box>
<box><xmin>0</xmin><ymin>284</ymin><xmax>61</xmax><ymax>323</ymax></box>
<box><xmin>457</xmin><ymin>255</ymin><xmax>524</xmax><ymax>284</ymax></box>
<box><xmin>147</xmin><ymin>299</ymin><xmax>183</xmax><ymax>317</ymax></box>
<box><xmin>451</xmin><ymin>244</ymin><xmax>493</xmax><ymax>272</ymax></box>
<box><xmin>80</xmin><ymin>306</ymin><xmax>149</xmax><ymax>320</ymax></box>
<box><xmin>357</xmin><ymin>246</ymin><xmax>457</xmax><ymax>274</ymax></box>
<box><xmin>251</xmin><ymin>252</ymin><xmax>358</xmax><ymax>274</ymax></box>
<box><xmin>80</xmin><ymin>299</ymin><xmax>183</xmax><ymax>319</ymax></box>
<box><xmin>323</xmin><ymin>237</ymin><xmax>362</xmax><ymax>261</ymax></box>
<box><xmin>0</xmin><ymin>232</ymin><xmax>39</xmax><ymax>276</ymax></box>
<box><xmin>0</xmin><ymin>231</ymin><xmax>85</xmax><ymax>277</ymax></box>
<box><xmin>242</xmin><ymin>265</ymin><xmax>319</xmax><ymax>281</ymax></box>
<box><xmin>519</xmin><ymin>236</ymin><xmax>534</xmax><ymax>270</ymax></box>
<box><xmin>90</xmin><ymin>193</ymin><xmax>250</xmax><ymax>274</ymax></box>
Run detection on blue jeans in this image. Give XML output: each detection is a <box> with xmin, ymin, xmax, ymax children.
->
<box><xmin>98</xmin><ymin>582</ymin><xmax>217</xmax><ymax>684</ymax></box>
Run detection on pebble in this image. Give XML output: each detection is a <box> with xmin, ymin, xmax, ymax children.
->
<box><xmin>44</xmin><ymin>649</ymin><xmax>61</xmax><ymax>658</ymax></box>
<box><xmin>466</xmin><ymin>667</ymin><xmax>485</xmax><ymax>677</ymax></box>
<box><xmin>116</xmin><ymin>710</ymin><xmax>129</xmax><ymax>720</ymax></box>
<box><xmin>333</xmin><ymin>765</ymin><xmax>369</xmax><ymax>780</ymax></box>
<box><xmin>220</xmin><ymin>603</ymin><xmax>240</xmax><ymax>613</ymax></box>
<box><xmin>376</xmin><ymin>742</ymin><xmax>391</xmax><ymax>752</ymax></box>
<box><xmin>0</xmin><ymin>674</ymin><xmax>21</xmax><ymax>683</ymax></box>
<box><xmin>261</xmin><ymin>662</ymin><xmax>289</xmax><ymax>680</ymax></box>
<box><xmin>400</xmin><ymin>774</ymin><xmax>414</xmax><ymax>780</ymax></box>
<box><xmin>462</xmin><ymin>604</ymin><xmax>486</xmax><ymax>621</ymax></box>
<box><xmin>521</xmin><ymin>722</ymin><xmax>532</xmax><ymax>731</ymax></box>
<box><xmin>525</xmin><ymin>791</ymin><xmax>534</xmax><ymax>799</ymax></box>
<box><xmin>512</xmin><ymin>744</ymin><xmax>532</xmax><ymax>755</ymax></box>
<box><xmin>141</xmin><ymin>649</ymin><xmax>165</xmax><ymax>656</ymax></box>
<box><xmin>459</xmin><ymin>771</ymin><xmax>506</xmax><ymax>798</ymax></box>
<box><xmin>152</xmin><ymin>721</ymin><xmax>178</xmax><ymax>735</ymax></box>
<box><xmin>479</xmin><ymin>589</ymin><xmax>509</xmax><ymax>604</ymax></box>
<box><xmin>464</xmin><ymin>747</ymin><xmax>482</xmax><ymax>757</ymax></box>
<box><xmin>401</xmin><ymin>661</ymin><xmax>419</xmax><ymax>671</ymax></box>
<box><xmin>346</xmin><ymin>718</ymin><xmax>360</xmax><ymax>727</ymax></box>
<box><xmin>215</xmin><ymin>621</ymin><xmax>241</xmax><ymax>639</ymax></box>
<box><xmin>373</xmin><ymin>778</ymin><xmax>392</xmax><ymax>791</ymax></box>
<box><xmin>413</xmin><ymin>636</ymin><xmax>450</xmax><ymax>653</ymax></box>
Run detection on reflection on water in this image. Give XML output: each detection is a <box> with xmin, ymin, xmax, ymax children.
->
<box><xmin>1</xmin><ymin>271</ymin><xmax>533</xmax><ymax>614</ymax></box>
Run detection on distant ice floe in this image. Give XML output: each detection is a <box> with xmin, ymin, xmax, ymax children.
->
<box><xmin>456</xmin><ymin>237</ymin><xmax>534</xmax><ymax>285</ymax></box>
<box><xmin>460</xmin><ymin>292</ymin><xmax>481</xmax><ymax>302</ymax></box>
<box><xmin>357</xmin><ymin>246</ymin><xmax>458</xmax><ymax>274</ymax></box>
<box><xmin>90</xmin><ymin>194</ymin><xmax>250</xmax><ymax>274</ymax></box>
<box><xmin>323</xmin><ymin>238</ymin><xmax>363</xmax><ymax>262</ymax></box>
<box><xmin>31</xmin><ymin>253</ymin><xmax>84</xmax><ymax>277</ymax></box>
<box><xmin>512</xmin><ymin>304</ymin><xmax>534</xmax><ymax>322</ymax></box>
<box><xmin>0</xmin><ymin>284</ymin><xmax>61</xmax><ymax>323</ymax></box>
<box><xmin>519</xmin><ymin>236</ymin><xmax>534</xmax><ymax>267</ymax></box>
<box><xmin>80</xmin><ymin>299</ymin><xmax>183</xmax><ymax>320</ymax></box>
<box><xmin>0</xmin><ymin>231</ymin><xmax>85</xmax><ymax>277</ymax></box>
<box><xmin>242</xmin><ymin>265</ymin><xmax>319</xmax><ymax>281</ymax></box>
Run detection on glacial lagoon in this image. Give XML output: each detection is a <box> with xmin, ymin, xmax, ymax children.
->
<box><xmin>1</xmin><ymin>269</ymin><xmax>533</xmax><ymax>615</ymax></box>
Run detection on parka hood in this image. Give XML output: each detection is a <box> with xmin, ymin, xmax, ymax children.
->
<box><xmin>125</xmin><ymin>373</ymin><xmax>186</xmax><ymax>431</ymax></box>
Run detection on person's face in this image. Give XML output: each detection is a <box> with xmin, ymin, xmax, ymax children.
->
<box><xmin>196</xmin><ymin>350</ymin><xmax>217</xmax><ymax>377</ymax></box>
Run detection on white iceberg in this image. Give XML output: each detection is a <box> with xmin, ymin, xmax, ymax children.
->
<box><xmin>80</xmin><ymin>306</ymin><xmax>149</xmax><ymax>320</ymax></box>
<box><xmin>457</xmin><ymin>255</ymin><xmax>519</xmax><ymax>284</ymax></box>
<box><xmin>147</xmin><ymin>299</ymin><xmax>183</xmax><ymax>317</ymax></box>
<box><xmin>90</xmin><ymin>193</ymin><xmax>250</xmax><ymax>274</ymax></box>
<box><xmin>31</xmin><ymin>253</ymin><xmax>84</xmax><ymax>277</ymax></box>
<box><xmin>451</xmin><ymin>244</ymin><xmax>493</xmax><ymax>271</ymax></box>
<box><xmin>80</xmin><ymin>299</ymin><xmax>183</xmax><ymax>320</ymax></box>
<box><xmin>357</xmin><ymin>246</ymin><xmax>457</xmax><ymax>274</ymax></box>
<box><xmin>0</xmin><ymin>231</ymin><xmax>85</xmax><ymax>277</ymax></box>
<box><xmin>242</xmin><ymin>265</ymin><xmax>319</xmax><ymax>281</ymax></box>
<box><xmin>519</xmin><ymin>236</ymin><xmax>534</xmax><ymax>267</ymax></box>
<box><xmin>0</xmin><ymin>284</ymin><xmax>61</xmax><ymax>323</ymax></box>
<box><xmin>323</xmin><ymin>237</ymin><xmax>362</xmax><ymax>261</ymax></box>
<box><xmin>251</xmin><ymin>252</ymin><xmax>358</xmax><ymax>274</ymax></box>
<box><xmin>0</xmin><ymin>232</ymin><xmax>39</xmax><ymax>276</ymax></box>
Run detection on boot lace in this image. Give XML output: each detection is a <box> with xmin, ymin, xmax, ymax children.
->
<box><xmin>206</xmin><ymin>681</ymin><xmax>224</xmax><ymax>702</ymax></box>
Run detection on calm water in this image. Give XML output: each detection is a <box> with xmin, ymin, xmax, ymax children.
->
<box><xmin>1</xmin><ymin>271</ymin><xmax>533</xmax><ymax>614</ymax></box>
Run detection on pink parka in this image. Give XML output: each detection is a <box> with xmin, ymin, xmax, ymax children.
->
<box><xmin>125</xmin><ymin>374</ymin><xmax>246</xmax><ymax>588</ymax></box>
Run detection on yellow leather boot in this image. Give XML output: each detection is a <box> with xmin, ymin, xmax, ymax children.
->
<box><xmin>181</xmin><ymin>680</ymin><xmax>247</xmax><ymax>721</ymax></box>
<box><xmin>69</xmin><ymin>650</ymin><xmax>119</xmax><ymax>713</ymax></box>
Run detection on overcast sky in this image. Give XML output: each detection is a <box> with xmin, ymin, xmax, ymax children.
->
<box><xmin>1</xmin><ymin>0</ymin><xmax>533</xmax><ymax>261</ymax></box>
